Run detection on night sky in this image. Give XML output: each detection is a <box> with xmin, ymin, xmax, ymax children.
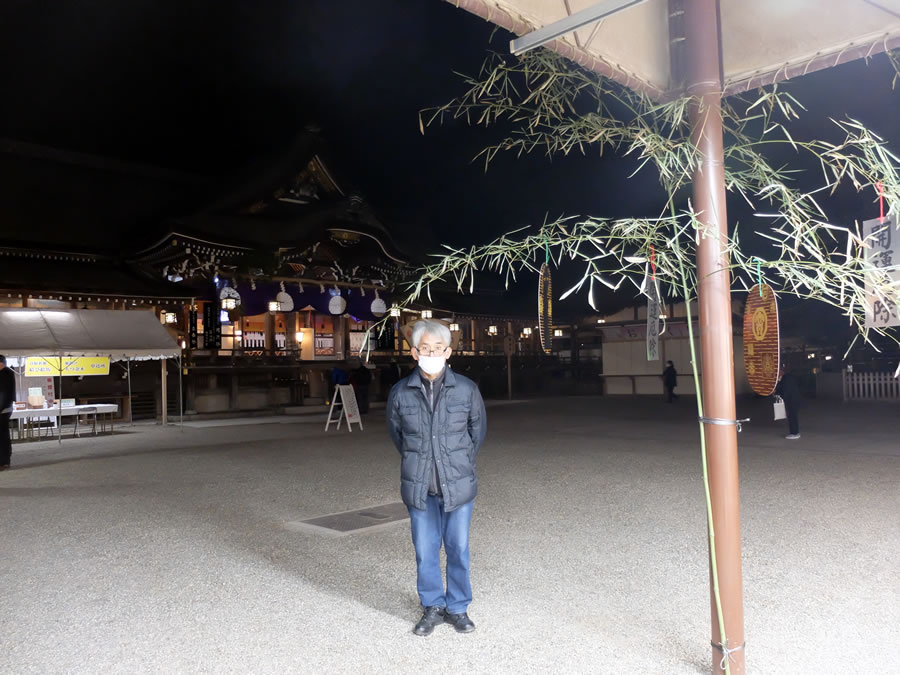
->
<box><xmin>1</xmin><ymin>0</ymin><xmax>898</xmax><ymax>324</ymax></box>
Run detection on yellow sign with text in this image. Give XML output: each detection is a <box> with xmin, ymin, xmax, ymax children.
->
<box><xmin>25</xmin><ymin>357</ymin><xmax>111</xmax><ymax>377</ymax></box>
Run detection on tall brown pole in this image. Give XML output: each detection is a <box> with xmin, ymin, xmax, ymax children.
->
<box><xmin>683</xmin><ymin>0</ymin><xmax>745</xmax><ymax>673</ymax></box>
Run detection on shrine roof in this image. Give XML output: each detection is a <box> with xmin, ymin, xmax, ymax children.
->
<box><xmin>0</xmin><ymin>248</ymin><xmax>196</xmax><ymax>300</ymax></box>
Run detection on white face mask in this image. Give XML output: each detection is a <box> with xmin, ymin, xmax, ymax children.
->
<box><xmin>417</xmin><ymin>355</ymin><xmax>447</xmax><ymax>376</ymax></box>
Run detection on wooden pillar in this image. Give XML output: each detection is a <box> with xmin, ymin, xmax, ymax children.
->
<box><xmin>185</xmin><ymin>373</ymin><xmax>196</xmax><ymax>414</ymax></box>
<box><xmin>286</xmin><ymin>312</ymin><xmax>299</xmax><ymax>353</ymax></box>
<box><xmin>506</xmin><ymin>320</ymin><xmax>513</xmax><ymax>400</ymax></box>
<box><xmin>264</xmin><ymin>312</ymin><xmax>276</xmax><ymax>355</ymax></box>
<box><xmin>229</xmin><ymin>374</ymin><xmax>240</xmax><ymax>411</ymax></box>
<box><xmin>336</xmin><ymin>315</ymin><xmax>347</xmax><ymax>361</ymax></box>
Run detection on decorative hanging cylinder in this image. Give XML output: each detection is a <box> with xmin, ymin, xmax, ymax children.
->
<box><xmin>538</xmin><ymin>263</ymin><xmax>553</xmax><ymax>354</ymax></box>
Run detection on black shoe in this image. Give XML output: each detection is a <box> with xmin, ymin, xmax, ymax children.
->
<box><xmin>413</xmin><ymin>606</ymin><xmax>445</xmax><ymax>636</ymax></box>
<box><xmin>445</xmin><ymin>612</ymin><xmax>476</xmax><ymax>633</ymax></box>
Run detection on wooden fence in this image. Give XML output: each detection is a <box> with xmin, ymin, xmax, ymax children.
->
<box><xmin>241</xmin><ymin>332</ymin><xmax>286</xmax><ymax>349</ymax></box>
<box><xmin>842</xmin><ymin>370</ymin><xmax>900</xmax><ymax>401</ymax></box>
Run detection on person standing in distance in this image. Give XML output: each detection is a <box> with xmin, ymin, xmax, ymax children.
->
<box><xmin>662</xmin><ymin>360</ymin><xmax>678</xmax><ymax>402</ymax></box>
<box><xmin>0</xmin><ymin>355</ymin><xmax>17</xmax><ymax>470</ymax></box>
<box><xmin>775</xmin><ymin>364</ymin><xmax>801</xmax><ymax>439</ymax></box>
<box><xmin>386</xmin><ymin>319</ymin><xmax>487</xmax><ymax>636</ymax></box>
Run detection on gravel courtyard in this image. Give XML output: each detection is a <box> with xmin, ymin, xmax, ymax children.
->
<box><xmin>1</xmin><ymin>395</ymin><xmax>898</xmax><ymax>674</ymax></box>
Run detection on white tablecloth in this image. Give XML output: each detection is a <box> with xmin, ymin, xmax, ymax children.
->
<box><xmin>10</xmin><ymin>404</ymin><xmax>119</xmax><ymax>420</ymax></box>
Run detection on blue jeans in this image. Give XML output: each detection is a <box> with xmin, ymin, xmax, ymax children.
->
<box><xmin>408</xmin><ymin>495</ymin><xmax>474</xmax><ymax>615</ymax></box>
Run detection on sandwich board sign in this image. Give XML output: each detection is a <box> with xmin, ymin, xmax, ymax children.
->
<box><xmin>325</xmin><ymin>384</ymin><xmax>363</xmax><ymax>432</ymax></box>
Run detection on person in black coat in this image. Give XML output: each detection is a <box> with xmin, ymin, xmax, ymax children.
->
<box><xmin>775</xmin><ymin>365</ymin><xmax>801</xmax><ymax>439</ymax></box>
<box><xmin>0</xmin><ymin>355</ymin><xmax>17</xmax><ymax>469</ymax></box>
<box><xmin>662</xmin><ymin>360</ymin><xmax>678</xmax><ymax>402</ymax></box>
<box><xmin>350</xmin><ymin>361</ymin><xmax>372</xmax><ymax>414</ymax></box>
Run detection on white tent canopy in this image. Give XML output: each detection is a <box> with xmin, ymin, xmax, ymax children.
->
<box><xmin>0</xmin><ymin>309</ymin><xmax>180</xmax><ymax>360</ymax></box>
<box><xmin>449</xmin><ymin>0</ymin><xmax>900</xmax><ymax>99</ymax></box>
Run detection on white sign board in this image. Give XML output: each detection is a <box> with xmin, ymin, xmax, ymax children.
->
<box><xmin>349</xmin><ymin>331</ymin><xmax>377</xmax><ymax>355</ymax></box>
<box><xmin>864</xmin><ymin>214</ymin><xmax>900</xmax><ymax>329</ymax></box>
<box><xmin>324</xmin><ymin>384</ymin><xmax>364</xmax><ymax>432</ymax></box>
<box><xmin>646</xmin><ymin>281</ymin><xmax>660</xmax><ymax>361</ymax></box>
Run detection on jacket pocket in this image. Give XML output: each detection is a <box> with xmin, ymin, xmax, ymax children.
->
<box><xmin>400</xmin><ymin>452</ymin><xmax>419</xmax><ymax>481</ymax></box>
<box><xmin>399</xmin><ymin>405</ymin><xmax>420</xmax><ymax>435</ymax></box>
<box><xmin>445</xmin><ymin>403</ymin><xmax>469</xmax><ymax>433</ymax></box>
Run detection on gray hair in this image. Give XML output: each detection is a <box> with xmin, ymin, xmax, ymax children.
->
<box><xmin>411</xmin><ymin>319</ymin><xmax>451</xmax><ymax>349</ymax></box>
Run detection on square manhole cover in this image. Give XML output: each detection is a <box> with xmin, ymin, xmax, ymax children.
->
<box><xmin>289</xmin><ymin>501</ymin><xmax>409</xmax><ymax>535</ymax></box>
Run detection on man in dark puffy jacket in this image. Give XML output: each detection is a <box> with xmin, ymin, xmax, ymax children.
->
<box><xmin>387</xmin><ymin>319</ymin><xmax>487</xmax><ymax>637</ymax></box>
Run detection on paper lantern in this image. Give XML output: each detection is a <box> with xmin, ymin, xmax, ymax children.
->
<box><xmin>370</xmin><ymin>298</ymin><xmax>387</xmax><ymax>317</ymax></box>
<box><xmin>276</xmin><ymin>291</ymin><xmax>295</xmax><ymax>312</ymax></box>
<box><xmin>328</xmin><ymin>293</ymin><xmax>347</xmax><ymax>315</ymax></box>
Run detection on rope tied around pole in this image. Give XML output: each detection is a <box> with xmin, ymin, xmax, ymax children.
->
<box><xmin>699</xmin><ymin>416</ymin><xmax>751</xmax><ymax>433</ymax></box>
<box><xmin>711</xmin><ymin>640</ymin><xmax>746</xmax><ymax>671</ymax></box>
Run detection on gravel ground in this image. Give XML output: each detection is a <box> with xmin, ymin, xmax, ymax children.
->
<box><xmin>1</xmin><ymin>395</ymin><xmax>898</xmax><ymax>674</ymax></box>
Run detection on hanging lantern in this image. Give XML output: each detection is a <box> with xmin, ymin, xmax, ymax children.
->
<box><xmin>327</xmin><ymin>287</ymin><xmax>347</xmax><ymax>315</ymax></box>
<box><xmin>538</xmin><ymin>263</ymin><xmax>553</xmax><ymax>354</ymax></box>
<box><xmin>421</xmin><ymin>309</ymin><xmax>433</xmax><ymax>319</ymax></box>
<box><xmin>276</xmin><ymin>291</ymin><xmax>295</xmax><ymax>312</ymax></box>
<box><xmin>390</xmin><ymin>305</ymin><xmax>401</xmax><ymax>318</ymax></box>
<box><xmin>370</xmin><ymin>297</ymin><xmax>387</xmax><ymax>317</ymax></box>
<box><xmin>268</xmin><ymin>300</ymin><xmax>281</xmax><ymax>313</ymax></box>
<box><xmin>449</xmin><ymin>323</ymin><xmax>460</xmax><ymax>332</ymax></box>
<box><xmin>219</xmin><ymin>286</ymin><xmax>241</xmax><ymax>309</ymax></box>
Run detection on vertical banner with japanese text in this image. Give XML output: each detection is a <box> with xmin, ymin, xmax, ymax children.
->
<box><xmin>189</xmin><ymin>307</ymin><xmax>198</xmax><ymax>350</ymax></box>
<box><xmin>864</xmin><ymin>214</ymin><xmax>900</xmax><ymax>329</ymax></box>
<box><xmin>203</xmin><ymin>302</ymin><xmax>222</xmax><ymax>349</ymax></box>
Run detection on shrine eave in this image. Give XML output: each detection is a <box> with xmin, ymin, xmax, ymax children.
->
<box><xmin>0</xmin><ymin>248</ymin><xmax>196</xmax><ymax>301</ymax></box>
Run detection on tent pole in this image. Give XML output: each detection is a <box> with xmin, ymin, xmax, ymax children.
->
<box><xmin>178</xmin><ymin>355</ymin><xmax>184</xmax><ymax>432</ymax></box>
<box><xmin>57</xmin><ymin>355</ymin><xmax>63</xmax><ymax>445</ymax></box>
<box><xmin>160</xmin><ymin>359</ymin><xmax>168</xmax><ymax>426</ymax></box>
<box><xmin>128</xmin><ymin>359</ymin><xmax>133</xmax><ymax>426</ymax></box>
<box><xmin>684</xmin><ymin>0</ymin><xmax>745</xmax><ymax>672</ymax></box>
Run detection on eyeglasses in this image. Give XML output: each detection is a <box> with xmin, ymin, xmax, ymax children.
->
<box><xmin>415</xmin><ymin>345</ymin><xmax>448</xmax><ymax>357</ymax></box>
